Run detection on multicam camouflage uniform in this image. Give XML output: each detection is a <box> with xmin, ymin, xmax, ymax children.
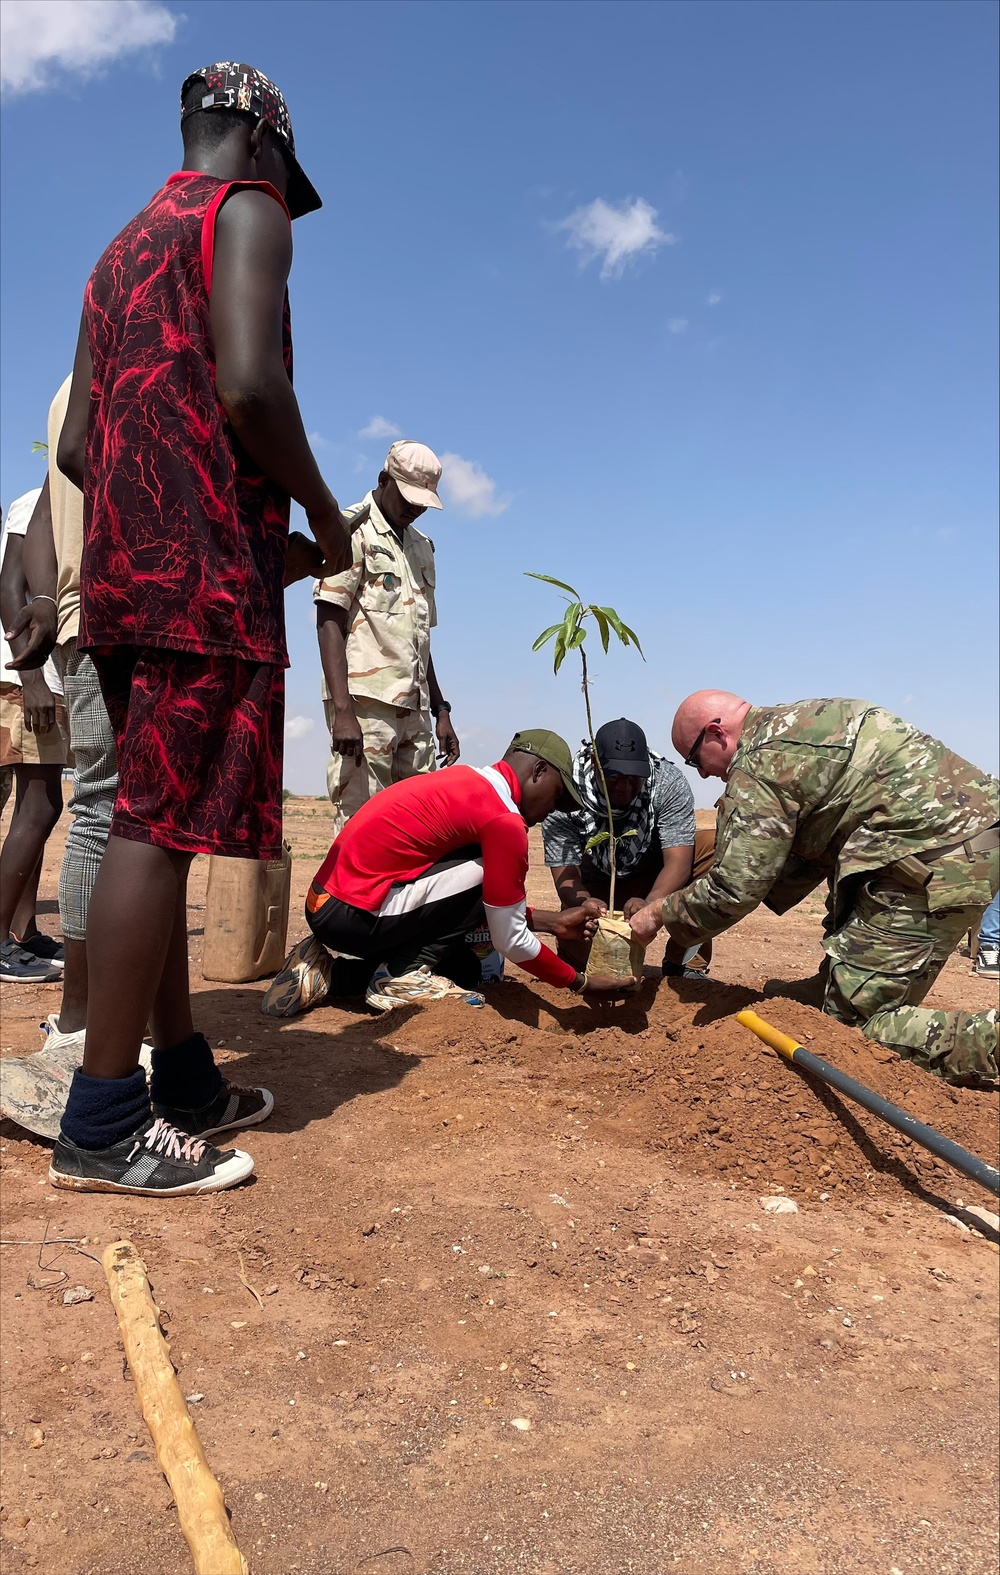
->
<box><xmin>661</xmin><ymin>700</ymin><xmax>1000</xmax><ymax>1083</ymax></box>
<box><xmin>314</xmin><ymin>494</ymin><xmax>437</xmax><ymax>833</ymax></box>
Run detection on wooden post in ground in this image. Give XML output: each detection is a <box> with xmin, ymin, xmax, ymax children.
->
<box><xmin>102</xmin><ymin>1240</ymin><xmax>248</xmax><ymax>1575</ymax></box>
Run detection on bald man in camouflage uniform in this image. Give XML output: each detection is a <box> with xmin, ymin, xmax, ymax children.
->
<box><xmin>630</xmin><ymin>694</ymin><xmax>999</xmax><ymax>1083</ymax></box>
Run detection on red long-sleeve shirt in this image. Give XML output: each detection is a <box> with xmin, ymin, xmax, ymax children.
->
<box><xmin>314</xmin><ymin>762</ymin><xmax>577</xmax><ymax>988</ymax></box>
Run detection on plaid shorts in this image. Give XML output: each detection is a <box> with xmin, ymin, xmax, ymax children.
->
<box><xmin>91</xmin><ymin>646</ymin><xmax>284</xmax><ymax>860</ymax></box>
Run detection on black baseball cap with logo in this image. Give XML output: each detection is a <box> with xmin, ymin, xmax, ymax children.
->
<box><xmin>508</xmin><ymin>729</ymin><xmax>584</xmax><ymax>808</ymax></box>
<box><xmin>180</xmin><ymin>62</ymin><xmax>322</xmax><ymax>220</ymax></box>
<box><xmin>594</xmin><ymin>718</ymin><xmax>650</xmax><ymax>778</ymax></box>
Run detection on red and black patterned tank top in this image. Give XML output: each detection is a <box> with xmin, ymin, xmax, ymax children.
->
<box><xmin>80</xmin><ymin>171</ymin><xmax>293</xmax><ymax>665</ymax></box>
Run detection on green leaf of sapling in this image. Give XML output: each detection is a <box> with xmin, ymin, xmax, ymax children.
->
<box><xmin>525</xmin><ymin>572</ymin><xmax>581</xmax><ymax>599</ymax></box>
<box><xmin>590</xmin><ymin>607</ymin><xmax>611</xmax><ymax>653</ymax></box>
<box><xmin>620</xmin><ymin>623</ymin><xmax>645</xmax><ymax>657</ymax></box>
<box><xmin>531</xmin><ymin>623</ymin><xmax>563</xmax><ymax>651</ymax></box>
<box><xmin>560</xmin><ymin>602</ymin><xmax>582</xmax><ymax>649</ymax></box>
<box><xmin>597</xmin><ymin>606</ymin><xmax>626</xmax><ymax>642</ymax></box>
<box><xmin>584</xmin><ymin>831</ymin><xmax>611</xmax><ymax>851</ymax></box>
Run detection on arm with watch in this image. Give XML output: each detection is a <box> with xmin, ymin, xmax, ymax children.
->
<box><xmin>428</xmin><ymin>653</ymin><xmax>460</xmax><ymax>766</ymax></box>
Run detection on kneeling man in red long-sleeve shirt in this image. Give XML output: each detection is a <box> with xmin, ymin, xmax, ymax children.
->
<box><xmin>263</xmin><ymin>730</ymin><xmax>634</xmax><ymax>1016</ymax></box>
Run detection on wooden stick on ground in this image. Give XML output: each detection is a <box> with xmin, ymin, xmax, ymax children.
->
<box><xmin>102</xmin><ymin>1240</ymin><xmax>248</xmax><ymax>1575</ymax></box>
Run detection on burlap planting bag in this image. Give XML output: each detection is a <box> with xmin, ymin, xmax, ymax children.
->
<box><xmin>588</xmin><ymin>913</ymin><xmax>646</xmax><ymax>982</ymax></box>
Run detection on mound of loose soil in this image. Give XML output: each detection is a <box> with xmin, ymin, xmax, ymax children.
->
<box><xmin>2</xmin><ymin>799</ymin><xmax>997</xmax><ymax>1575</ymax></box>
<box><xmin>386</xmin><ymin>976</ymin><xmax>998</xmax><ymax>1204</ymax></box>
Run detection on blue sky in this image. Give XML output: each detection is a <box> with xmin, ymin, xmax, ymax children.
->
<box><xmin>2</xmin><ymin>0</ymin><xmax>997</xmax><ymax>801</ymax></box>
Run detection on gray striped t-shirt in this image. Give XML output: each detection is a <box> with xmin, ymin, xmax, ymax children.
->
<box><xmin>542</xmin><ymin>746</ymin><xmax>695</xmax><ymax>875</ymax></box>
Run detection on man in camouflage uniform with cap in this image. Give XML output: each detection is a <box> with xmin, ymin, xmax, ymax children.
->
<box><xmin>315</xmin><ymin>440</ymin><xmax>459</xmax><ymax>834</ymax></box>
<box><xmin>630</xmin><ymin>691</ymin><xmax>999</xmax><ymax>1083</ymax></box>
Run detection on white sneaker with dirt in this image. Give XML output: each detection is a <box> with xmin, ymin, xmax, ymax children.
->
<box><xmin>260</xmin><ymin>935</ymin><xmax>333</xmax><ymax>1017</ymax></box>
<box><xmin>364</xmin><ymin>963</ymin><xmax>485</xmax><ymax>1014</ymax></box>
<box><xmin>39</xmin><ymin>1015</ymin><xmax>153</xmax><ymax>1073</ymax></box>
<box><xmin>49</xmin><ymin>1114</ymin><xmax>254</xmax><ymax>1196</ymax></box>
<box><xmin>974</xmin><ymin>946</ymin><xmax>999</xmax><ymax>978</ymax></box>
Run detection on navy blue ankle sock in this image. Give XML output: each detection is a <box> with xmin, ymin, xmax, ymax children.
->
<box><xmin>61</xmin><ymin>1068</ymin><xmax>151</xmax><ymax>1150</ymax></box>
<box><xmin>149</xmin><ymin>1032</ymin><xmax>222</xmax><ymax>1111</ymax></box>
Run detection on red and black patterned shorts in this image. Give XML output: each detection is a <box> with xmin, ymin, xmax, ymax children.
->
<box><xmin>92</xmin><ymin>646</ymin><xmax>284</xmax><ymax>860</ymax></box>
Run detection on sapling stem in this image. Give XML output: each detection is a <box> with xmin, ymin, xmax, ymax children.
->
<box><xmin>579</xmin><ymin>644</ymin><xmax>620</xmax><ymax>914</ymax></box>
<box><xmin>526</xmin><ymin>573</ymin><xmax>645</xmax><ymax>924</ymax></box>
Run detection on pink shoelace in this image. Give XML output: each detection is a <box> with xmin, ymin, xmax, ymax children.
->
<box><xmin>135</xmin><ymin>1117</ymin><xmax>208</xmax><ymax>1165</ymax></box>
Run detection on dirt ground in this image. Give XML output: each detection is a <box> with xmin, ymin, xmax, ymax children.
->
<box><xmin>1</xmin><ymin>795</ymin><xmax>998</xmax><ymax>1575</ymax></box>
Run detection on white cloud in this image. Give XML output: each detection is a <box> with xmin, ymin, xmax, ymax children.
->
<box><xmin>667</xmin><ymin>317</ymin><xmax>689</xmax><ymax>335</ymax></box>
<box><xmin>358</xmin><ymin>416</ymin><xmax>402</xmax><ymax>441</ymax></box>
<box><xmin>307</xmin><ymin>431</ymin><xmax>330</xmax><ymax>450</ymax></box>
<box><xmin>285</xmin><ymin>715</ymin><xmax>315</xmax><ymax>741</ymax></box>
<box><xmin>0</xmin><ymin>0</ymin><xmax>178</xmax><ymax>96</ymax></box>
<box><xmin>707</xmin><ymin>292</ymin><xmax>722</xmax><ymax>306</ymax></box>
<box><xmin>439</xmin><ymin>454</ymin><xmax>509</xmax><ymax>518</ymax></box>
<box><xmin>557</xmin><ymin>197</ymin><xmax>674</xmax><ymax>281</ymax></box>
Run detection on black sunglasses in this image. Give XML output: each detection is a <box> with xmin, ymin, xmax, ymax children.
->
<box><xmin>683</xmin><ymin>718</ymin><xmax>721</xmax><ymax>768</ymax></box>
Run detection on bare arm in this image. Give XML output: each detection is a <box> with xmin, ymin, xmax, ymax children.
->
<box><xmin>1</xmin><ymin>524</ymin><xmax>55</xmax><ymax>733</ymax></box>
<box><xmin>427</xmin><ymin>651</ymin><xmax>459</xmax><ymax>766</ymax></box>
<box><xmin>57</xmin><ymin>317</ymin><xmax>91</xmax><ymax>493</ymax></box>
<box><xmin>0</xmin><ymin>530</ymin><xmax>27</xmax><ymax>648</ymax></box>
<box><xmin>317</xmin><ymin>602</ymin><xmax>362</xmax><ymax>757</ymax></box>
<box><xmin>210</xmin><ymin>190</ymin><xmax>352</xmax><ymax>573</ymax></box>
<box><xmin>529</xmin><ymin>906</ymin><xmax>597</xmax><ymax>939</ymax></box>
<box><xmin>22</xmin><ymin>479</ymin><xmax>58</xmax><ymax>602</ymax></box>
<box><xmin>551</xmin><ymin>863</ymin><xmax>603</xmax><ymax>913</ymax></box>
<box><xmin>4</xmin><ymin>479</ymin><xmax>58</xmax><ymax>672</ymax></box>
<box><xmin>621</xmin><ymin>844</ymin><xmax>694</xmax><ymax>921</ymax></box>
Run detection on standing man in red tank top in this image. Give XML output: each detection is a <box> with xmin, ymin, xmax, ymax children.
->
<box><xmin>50</xmin><ymin>64</ymin><xmax>357</xmax><ymax>1197</ymax></box>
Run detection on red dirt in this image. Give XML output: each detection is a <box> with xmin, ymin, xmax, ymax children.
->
<box><xmin>1</xmin><ymin>797</ymin><xmax>997</xmax><ymax>1575</ymax></box>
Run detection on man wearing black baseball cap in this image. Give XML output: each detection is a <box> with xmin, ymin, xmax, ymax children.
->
<box><xmin>180</xmin><ymin>62</ymin><xmax>322</xmax><ymax>220</ymax></box>
<box><xmin>543</xmin><ymin>718</ymin><xmax>715</xmax><ymax>977</ymax></box>
<box><xmin>263</xmin><ymin>729</ymin><xmax>635</xmax><ymax>1017</ymax></box>
<box><xmin>49</xmin><ymin>64</ymin><xmax>360</xmax><ymax>1198</ymax></box>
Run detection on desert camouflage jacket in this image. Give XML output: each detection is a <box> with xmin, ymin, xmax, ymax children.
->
<box><xmin>661</xmin><ymin>699</ymin><xmax>999</xmax><ymax>944</ymax></box>
<box><xmin>313</xmin><ymin>493</ymin><xmax>437</xmax><ymax>712</ymax></box>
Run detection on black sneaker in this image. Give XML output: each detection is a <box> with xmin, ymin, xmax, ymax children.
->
<box><xmin>0</xmin><ymin>938</ymin><xmax>62</xmax><ymax>983</ymax></box>
<box><xmin>153</xmin><ymin>1080</ymin><xmax>274</xmax><ymax>1140</ymax></box>
<box><xmin>49</xmin><ymin>1114</ymin><xmax>254</xmax><ymax>1196</ymax></box>
<box><xmin>16</xmin><ymin>933</ymin><xmax>65</xmax><ymax>969</ymax></box>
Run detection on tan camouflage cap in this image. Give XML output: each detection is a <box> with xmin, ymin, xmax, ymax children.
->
<box><xmin>386</xmin><ymin>441</ymin><xmax>443</xmax><ymax>510</ymax></box>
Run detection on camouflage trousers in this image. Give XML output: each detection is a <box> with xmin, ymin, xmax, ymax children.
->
<box><xmin>822</xmin><ymin>849</ymin><xmax>999</xmax><ymax>1084</ymax></box>
<box><xmin>325</xmin><ymin>697</ymin><xmax>436</xmax><ymax>836</ymax></box>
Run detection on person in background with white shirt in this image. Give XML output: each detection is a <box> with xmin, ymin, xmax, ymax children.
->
<box><xmin>0</xmin><ymin>485</ymin><xmax>70</xmax><ymax>981</ymax></box>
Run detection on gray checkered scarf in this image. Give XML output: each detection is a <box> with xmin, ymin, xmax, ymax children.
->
<box><xmin>573</xmin><ymin>744</ymin><xmax>655</xmax><ymax>877</ymax></box>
